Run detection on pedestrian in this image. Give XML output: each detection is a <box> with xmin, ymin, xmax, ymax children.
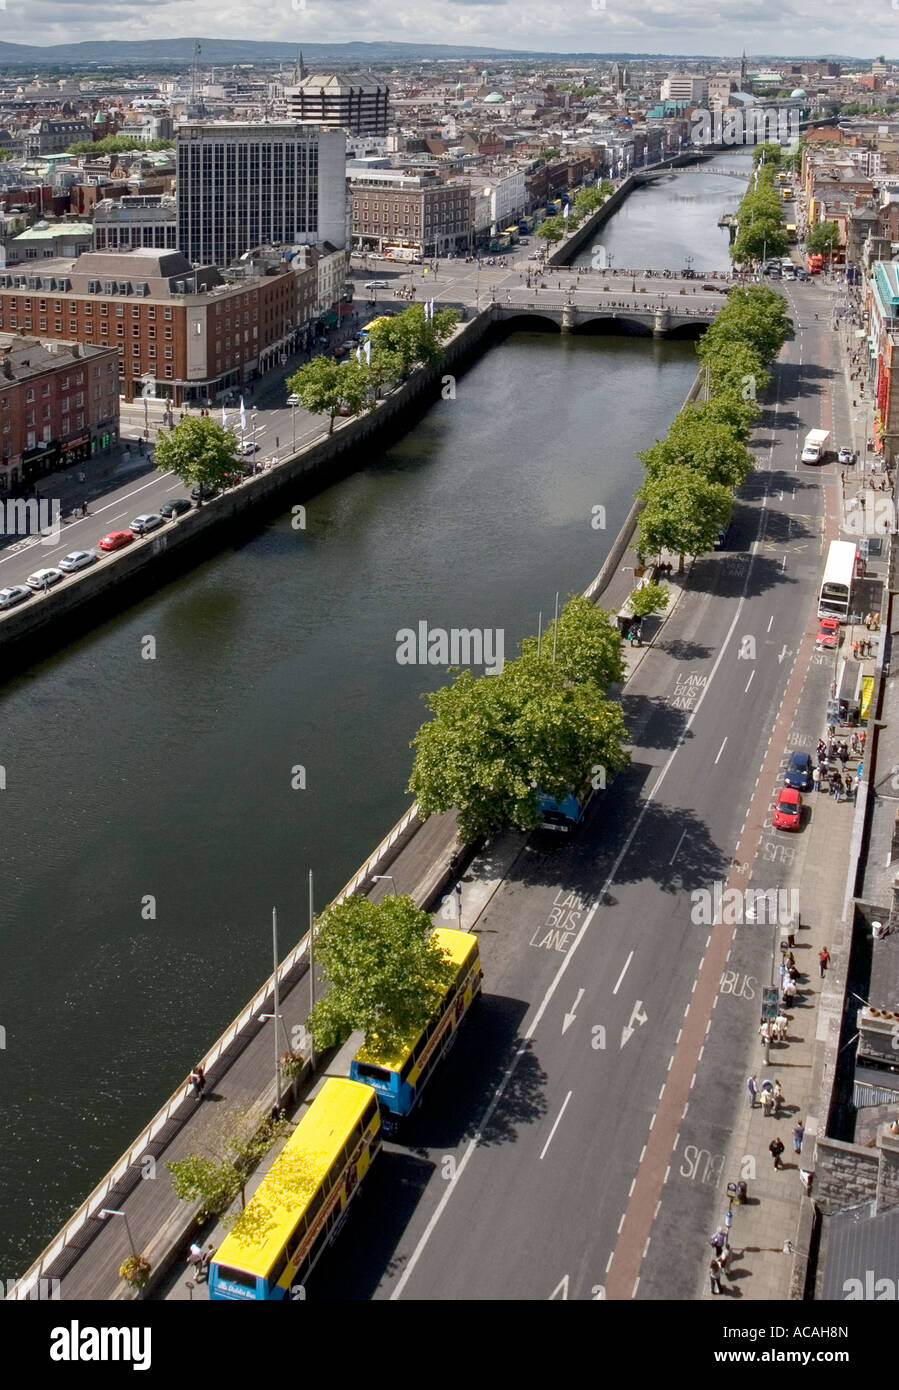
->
<box><xmin>845</xmin><ymin>773</ymin><xmax>854</xmax><ymax>800</ymax></box>
<box><xmin>775</xmin><ymin>1013</ymin><xmax>789</xmax><ymax>1042</ymax></box>
<box><xmin>709</xmin><ymin>1228</ymin><xmax>726</xmax><ymax>1255</ymax></box>
<box><xmin>831</xmin><ymin>777</ymin><xmax>842</xmax><ymax>803</ymax></box>
<box><xmin>78</xmin><ymin>471</ymin><xmax>85</xmax><ymax>484</ymax></box>
<box><xmin>189</xmin><ymin>1064</ymin><xmax>206</xmax><ymax>1100</ymax></box>
<box><xmin>783</xmin><ymin>978</ymin><xmax>797</xmax><ymax>1006</ymax></box>
<box><xmin>819</xmin><ymin>947</ymin><xmax>830</xmax><ymax>978</ymax></box>
<box><xmin>709</xmin><ymin>1257</ymin><xmax>724</xmax><ymax>1295</ymax></box>
<box><xmin>773</xmin><ymin>1079</ymin><xmax>785</xmax><ymax>1115</ymax></box>
<box><xmin>769</xmin><ymin>1136</ymin><xmax>785</xmax><ymax>1169</ymax></box>
<box><xmin>761</xmin><ymin>1087</ymin><xmax>775</xmax><ymax>1118</ymax></box>
<box><xmin>747</xmin><ymin>1074</ymin><xmax>758</xmax><ymax>1108</ymax></box>
<box><xmin>793</xmin><ymin>1120</ymin><xmax>805</xmax><ymax>1154</ymax></box>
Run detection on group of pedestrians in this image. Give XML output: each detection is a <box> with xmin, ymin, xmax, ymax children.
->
<box><xmin>813</xmin><ymin>736</ymin><xmax>863</xmax><ymax>802</ymax></box>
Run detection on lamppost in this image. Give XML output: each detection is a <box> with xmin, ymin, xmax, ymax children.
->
<box><xmin>100</xmin><ymin>1208</ymin><xmax>137</xmax><ymax>1259</ymax></box>
<box><xmin>291</xmin><ymin>403</ymin><xmax>298</xmax><ymax>452</ymax></box>
<box><xmin>258</xmin><ymin>907</ymin><xmax>290</xmax><ymax>1115</ymax></box>
<box><xmin>372</xmin><ymin>874</ymin><xmax>398</xmax><ymax>896</ymax></box>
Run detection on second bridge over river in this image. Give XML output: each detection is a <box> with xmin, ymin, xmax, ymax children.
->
<box><xmin>483</xmin><ymin>289</ymin><xmax>722</xmax><ymax>338</ymax></box>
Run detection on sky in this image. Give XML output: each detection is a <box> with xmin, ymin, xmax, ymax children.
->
<box><xmin>0</xmin><ymin>0</ymin><xmax>894</xmax><ymax>59</ymax></box>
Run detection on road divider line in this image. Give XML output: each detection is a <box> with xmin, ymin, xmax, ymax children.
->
<box><xmin>612</xmin><ymin>951</ymin><xmax>634</xmax><ymax>996</ymax></box>
<box><xmin>539</xmin><ymin>1089</ymin><xmax>573</xmax><ymax>1161</ymax></box>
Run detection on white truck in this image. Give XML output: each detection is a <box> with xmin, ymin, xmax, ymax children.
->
<box><xmin>801</xmin><ymin>428</ymin><xmax>830</xmax><ymax>464</ymax></box>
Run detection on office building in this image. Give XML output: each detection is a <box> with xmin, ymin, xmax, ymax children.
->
<box><xmin>177</xmin><ymin>121</ymin><xmax>347</xmax><ymax>270</ymax></box>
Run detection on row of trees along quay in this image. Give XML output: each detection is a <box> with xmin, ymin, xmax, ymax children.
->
<box><xmin>536</xmin><ymin>178</ymin><xmax>616</xmax><ymax>245</ymax></box>
<box><xmin>151</xmin><ymin>303</ymin><xmax>462</xmax><ymax>498</ymax></box>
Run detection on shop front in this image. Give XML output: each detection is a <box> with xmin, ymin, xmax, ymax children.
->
<box><xmin>22</xmin><ymin>440</ymin><xmax>61</xmax><ymax>485</ymax></box>
<box><xmin>62</xmin><ymin>433</ymin><xmax>92</xmax><ymax>465</ymax></box>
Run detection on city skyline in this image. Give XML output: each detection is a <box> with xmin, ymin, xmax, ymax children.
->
<box><xmin>0</xmin><ymin>0</ymin><xmax>894</xmax><ymax>62</ymax></box>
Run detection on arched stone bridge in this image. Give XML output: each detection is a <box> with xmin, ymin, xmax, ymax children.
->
<box><xmin>487</xmin><ymin>295</ymin><xmax>722</xmax><ymax>339</ymax></box>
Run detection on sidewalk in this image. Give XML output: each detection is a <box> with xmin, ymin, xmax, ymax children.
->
<box><xmin>701</xmin><ymin>784</ymin><xmax>854</xmax><ymax>1300</ymax></box>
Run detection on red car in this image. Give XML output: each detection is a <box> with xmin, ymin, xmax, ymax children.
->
<box><xmin>97</xmin><ymin>530</ymin><xmax>135</xmax><ymax>552</ymax></box>
<box><xmin>815</xmin><ymin>617</ymin><xmax>840</xmax><ymax>651</ymax></box>
<box><xmin>772</xmin><ymin>786</ymin><xmax>802</xmax><ymax>831</ymax></box>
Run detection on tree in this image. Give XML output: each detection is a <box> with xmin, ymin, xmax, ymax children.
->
<box><xmin>752</xmin><ymin>142</ymin><xmax>782</xmax><ymax>168</ymax></box>
<box><xmin>538</xmin><ymin>216</ymin><xmax>565</xmax><ymax>243</ymax></box>
<box><xmin>703</xmin><ymin>342</ymin><xmax>770</xmax><ymax>401</ymax></box>
<box><xmin>66</xmin><ymin>135</ymin><xmax>175</xmax><ymax>155</ymax></box>
<box><xmin>154</xmin><ymin>416</ymin><xmax>238</xmax><ymax>499</ymax></box>
<box><xmin>167</xmin><ymin>1109</ymin><xmax>290</xmax><ymax>1221</ymax></box>
<box><xmin>286</xmin><ymin>355</ymin><xmax>367</xmax><ymax>433</ymax></box>
<box><xmin>698</xmin><ymin>286</ymin><xmax>792</xmax><ymax>365</ymax></box>
<box><xmin>627</xmin><ymin>581</ymin><xmax>670</xmax><ymax>619</ymax></box>
<box><xmin>637</xmin><ymin>466</ymin><xmax>734</xmax><ymax>572</ymax></box>
<box><xmin>732</xmin><ymin>218</ymin><xmax>788</xmax><ymax>264</ymax></box>
<box><xmin>639</xmin><ymin>408</ymin><xmax>754</xmax><ymax>490</ymax></box>
<box><xmin>0</xmin><ymin>149</ymin><xmax>12</xmax><ymax>162</ymax></box>
<box><xmin>368</xmin><ymin>303</ymin><xmax>458</xmax><ymax>372</ymax></box>
<box><xmin>364</xmin><ymin>345</ymin><xmax>405</xmax><ymax>401</ymax></box>
<box><xmin>408</xmin><ymin>597</ymin><xmax>630</xmax><ymax>840</ymax></box>
<box><xmin>574</xmin><ymin>185</ymin><xmax>603</xmax><ymax>214</ymax></box>
<box><xmin>305</xmin><ymin>895</ymin><xmax>458</xmax><ymax>1052</ymax></box>
<box><xmin>691</xmin><ymin>389</ymin><xmax>760</xmax><ymax>442</ymax></box>
<box><xmin>806</xmin><ymin>220</ymin><xmax>840</xmax><ymax>256</ymax></box>
<box><xmin>517</xmin><ymin>591</ymin><xmax>625</xmax><ymax>688</ymax></box>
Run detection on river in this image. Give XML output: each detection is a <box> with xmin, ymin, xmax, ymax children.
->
<box><xmin>0</xmin><ymin>150</ymin><xmax>752</xmax><ymax>1276</ymax></box>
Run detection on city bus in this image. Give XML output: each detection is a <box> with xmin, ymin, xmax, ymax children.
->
<box><xmin>349</xmin><ymin>928</ymin><xmax>482</xmax><ymax>1122</ymax></box>
<box><xmin>786</xmin><ymin>223</ymin><xmax>798</xmax><ymax>243</ymax></box>
<box><xmin>207</xmin><ymin>1078</ymin><xmax>381</xmax><ymax>1301</ymax></box>
<box><xmin>359</xmin><ymin>316</ymin><xmax>391</xmax><ymax>341</ymax></box>
<box><xmin>536</xmin><ymin>781</ymin><xmax>594</xmax><ymax>834</ymax></box>
<box><xmin>818</xmin><ymin>540</ymin><xmax>857</xmax><ymax>622</ymax></box>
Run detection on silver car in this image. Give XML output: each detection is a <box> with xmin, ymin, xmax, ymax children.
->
<box><xmin>129</xmin><ymin>513</ymin><xmax>164</xmax><ymax>535</ymax></box>
<box><xmin>59</xmin><ymin>549</ymin><xmax>97</xmax><ymax>573</ymax></box>
<box><xmin>0</xmin><ymin>584</ymin><xmax>32</xmax><ymax>609</ymax></box>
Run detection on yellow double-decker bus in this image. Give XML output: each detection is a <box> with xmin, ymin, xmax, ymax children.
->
<box><xmin>350</xmin><ymin>928</ymin><xmax>482</xmax><ymax>1126</ymax></box>
<box><xmin>208</xmin><ymin>1078</ymin><xmax>380</xmax><ymax>1300</ymax></box>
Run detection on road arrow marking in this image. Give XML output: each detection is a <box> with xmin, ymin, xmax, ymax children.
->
<box><xmin>562</xmin><ymin>988</ymin><xmax>584</xmax><ymax>1034</ymax></box>
<box><xmin>621</xmin><ymin>1000</ymin><xmax>648</xmax><ymax>1049</ymax></box>
<box><xmin>549</xmin><ymin>1274</ymin><xmax>569</xmax><ymax>1300</ymax></box>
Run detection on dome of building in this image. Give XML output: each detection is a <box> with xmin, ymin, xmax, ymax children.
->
<box><xmin>484</xmin><ymin>92</ymin><xmax>504</xmax><ymax>103</ymax></box>
<box><xmin>790</xmin><ymin>88</ymin><xmax>807</xmax><ymax>100</ymax></box>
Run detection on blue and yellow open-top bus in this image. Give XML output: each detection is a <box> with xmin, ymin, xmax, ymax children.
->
<box><xmin>359</xmin><ymin>316</ymin><xmax>391</xmax><ymax>341</ymax></box>
<box><xmin>349</xmin><ymin>928</ymin><xmax>482</xmax><ymax>1124</ymax></box>
<box><xmin>208</xmin><ymin>1078</ymin><xmax>380</xmax><ymax>1301</ymax></box>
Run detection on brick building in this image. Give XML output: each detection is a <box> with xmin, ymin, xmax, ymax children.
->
<box><xmin>0</xmin><ymin>247</ymin><xmax>302</xmax><ymax>406</ymax></box>
<box><xmin>348</xmin><ymin>170</ymin><xmax>471</xmax><ymax>256</ymax></box>
<box><xmin>0</xmin><ymin>336</ymin><xmax>119</xmax><ymax>493</ymax></box>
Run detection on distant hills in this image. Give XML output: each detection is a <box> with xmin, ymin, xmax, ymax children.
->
<box><xmin>0</xmin><ymin>38</ymin><xmax>889</xmax><ymax>69</ymax></box>
<box><xmin>0</xmin><ymin>39</ymin><xmax>742</xmax><ymax>68</ymax></box>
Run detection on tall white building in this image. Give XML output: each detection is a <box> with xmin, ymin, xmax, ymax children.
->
<box><xmin>660</xmin><ymin>76</ymin><xmax>709</xmax><ymax>106</ymax></box>
<box><xmin>176</xmin><ymin>121</ymin><xmax>347</xmax><ymax>270</ymax></box>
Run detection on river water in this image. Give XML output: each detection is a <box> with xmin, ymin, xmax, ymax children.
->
<box><xmin>0</xmin><ymin>151</ymin><xmax>751</xmax><ymax>1276</ymax></box>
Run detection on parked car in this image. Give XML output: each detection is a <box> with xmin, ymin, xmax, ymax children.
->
<box><xmin>97</xmin><ymin>530</ymin><xmax>135</xmax><ymax>552</ymax></box>
<box><xmin>159</xmin><ymin>498</ymin><xmax>192</xmax><ymax>519</ymax></box>
<box><xmin>0</xmin><ymin>584</ymin><xmax>32</xmax><ymax>609</ymax></box>
<box><xmin>713</xmin><ymin>525</ymin><xmax>729</xmax><ymax>550</ymax></box>
<box><xmin>58</xmin><ymin>550</ymin><xmax>97</xmax><ymax>573</ymax></box>
<box><xmin>129</xmin><ymin>513</ymin><xmax>164</xmax><ymax>535</ymax></box>
<box><xmin>772</xmin><ymin>786</ymin><xmax>802</xmax><ymax>831</ymax></box>
<box><xmin>26</xmin><ymin>566</ymin><xmax>64</xmax><ymax>590</ymax></box>
<box><xmin>237</xmin><ymin>440</ymin><xmax>259</xmax><ymax>455</ymax></box>
<box><xmin>287</xmin><ymin>393</ymin><xmax>301</xmax><ymax>406</ymax></box>
<box><xmin>837</xmin><ymin>447</ymin><xmax>855</xmax><ymax>465</ymax></box>
<box><xmin>815</xmin><ymin>617</ymin><xmax>841</xmax><ymax>651</ymax></box>
<box><xmin>784</xmin><ymin>751</ymin><xmax>813</xmax><ymax>791</ymax></box>
<box><xmin>190</xmin><ymin>484</ymin><xmax>219</xmax><ymax>502</ymax></box>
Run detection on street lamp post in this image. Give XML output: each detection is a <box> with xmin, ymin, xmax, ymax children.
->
<box><xmin>100</xmin><ymin>1208</ymin><xmax>137</xmax><ymax>1259</ymax></box>
<box><xmin>372</xmin><ymin>874</ymin><xmax>398</xmax><ymax>896</ymax></box>
<box><xmin>291</xmin><ymin>403</ymin><xmax>298</xmax><ymax>452</ymax></box>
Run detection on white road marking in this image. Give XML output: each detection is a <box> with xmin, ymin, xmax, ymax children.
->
<box><xmin>539</xmin><ymin>1090</ymin><xmax>572</xmax><ymax>1161</ymax></box>
<box><xmin>669</xmin><ymin>829</ymin><xmax>687</xmax><ymax>864</ymax></box>
<box><xmin>612</xmin><ymin>951</ymin><xmax>634</xmax><ymax>996</ymax></box>
<box><xmin>715</xmin><ymin>737</ymin><xmax>728</xmax><ymax>764</ymax></box>
<box><xmin>744</xmin><ymin>670</ymin><xmax>755</xmax><ymax>693</ymax></box>
<box><xmin>767</xmin><ymin>615</ymin><xmax>774</xmax><ymax>633</ymax></box>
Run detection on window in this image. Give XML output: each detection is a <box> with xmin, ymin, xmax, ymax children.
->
<box><xmin>164</xmin><ymin>307</ymin><xmax>172</xmax><ymax>320</ymax></box>
<box><xmin>116</xmin><ymin>324</ymin><xmax>124</xmax><ymax>337</ymax></box>
<box><xmin>164</xmin><ymin>346</ymin><xmax>173</xmax><ymax>359</ymax></box>
<box><xmin>54</xmin><ymin>319</ymin><xmax>61</xmax><ymax>331</ymax></box>
<box><xmin>25</xmin><ymin>389</ymin><xmax>34</xmax><ymax>402</ymax></box>
<box><xmin>116</xmin><ymin>304</ymin><xmax>124</xmax><ymax>317</ymax></box>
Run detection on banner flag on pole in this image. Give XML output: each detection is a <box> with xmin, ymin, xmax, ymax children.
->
<box><xmin>364</xmin><ymin>338</ymin><xmax>372</xmax><ymax>364</ymax></box>
<box><xmin>221</xmin><ymin>404</ymin><xmax>227</xmax><ymax>428</ymax></box>
<box><xmin>240</xmin><ymin>398</ymin><xmax>247</xmax><ymax>432</ymax></box>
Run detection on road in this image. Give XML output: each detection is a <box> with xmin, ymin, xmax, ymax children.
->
<box><xmin>302</xmin><ymin>272</ymin><xmax>849</xmax><ymax>1301</ymax></box>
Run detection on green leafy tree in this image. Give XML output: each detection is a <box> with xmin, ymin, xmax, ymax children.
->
<box><xmin>732</xmin><ymin>218</ymin><xmax>788</xmax><ymax>263</ymax></box>
<box><xmin>637</xmin><ymin>466</ymin><xmax>734</xmax><ymax>572</ymax></box>
<box><xmin>305</xmin><ymin>895</ymin><xmax>458</xmax><ymax>1052</ymax></box>
<box><xmin>691</xmin><ymin>389</ymin><xmax>760</xmax><ymax>442</ymax></box>
<box><xmin>363</xmin><ymin>344</ymin><xmax>405</xmax><ymax>402</ymax></box>
<box><xmin>154</xmin><ymin>416</ymin><xmax>238</xmax><ymax>500</ymax></box>
<box><xmin>517</xmin><ymin>591</ymin><xmax>625</xmax><ymax>688</ymax></box>
<box><xmin>0</xmin><ymin>149</ymin><xmax>12</xmax><ymax>162</ymax></box>
<box><xmin>703</xmin><ymin>342</ymin><xmax>770</xmax><ymax>401</ymax></box>
<box><xmin>286</xmin><ymin>355</ymin><xmax>367</xmax><ymax>432</ymax></box>
<box><xmin>167</xmin><ymin>1109</ymin><xmax>290</xmax><ymax>1221</ymax></box>
<box><xmin>66</xmin><ymin>135</ymin><xmax>174</xmax><ymax>155</ymax></box>
<box><xmin>627</xmin><ymin>582</ymin><xmax>670</xmax><ymax>619</ymax></box>
<box><xmin>368</xmin><ymin>303</ymin><xmax>459</xmax><ymax>372</ymax></box>
<box><xmin>574</xmin><ymin>185</ymin><xmax>603</xmax><ymax>214</ymax></box>
<box><xmin>408</xmin><ymin>598</ymin><xmax>630</xmax><ymax>840</ymax></box>
<box><xmin>698</xmin><ymin>286</ymin><xmax>792</xmax><ymax>365</ymax></box>
<box><xmin>639</xmin><ymin>408</ymin><xmax>754</xmax><ymax>490</ymax></box>
<box><xmin>752</xmin><ymin>142</ymin><xmax>782</xmax><ymax>167</ymax></box>
<box><xmin>806</xmin><ymin>220</ymin><xmax>840</xmax><ymax>256</ymax></box>
<box><xmin>538</xmin><ymin>216</ymin><xmax>565</xmax><ymax>243</ymax></box>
